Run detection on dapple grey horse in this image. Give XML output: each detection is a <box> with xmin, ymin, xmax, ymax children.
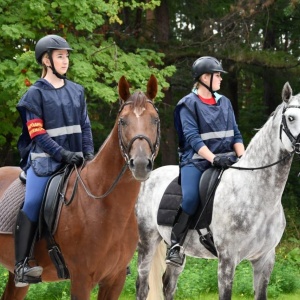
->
<box><xmin>135</xmin><ymin>82</ymin><xmax>300</xmax><ymax>300</ymax></box>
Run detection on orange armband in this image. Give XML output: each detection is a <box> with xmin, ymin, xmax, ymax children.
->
<box><xmin>27</xmin><ymin>118</ymin><xmax>46</xmax><ymax>139</ymax></box>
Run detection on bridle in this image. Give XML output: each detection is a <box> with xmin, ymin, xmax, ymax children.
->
<box><xmin>118</xmin><ymin>99</ymin><xmax>161</xmax><ymax>164</ymax></box>
<box><xmin>229</xmin><ymin>104</ymin><xmax>300</xmax><ymax>171</ymax></box>
<box><xmin>280</xmin><ymin>105</ymin><xmax>300</xmax><ymax>154</ymax></box>
<box><xmin>64</xmin><ymin>98</ymin><xmax>160</xmax><ymax>202</ymax></box>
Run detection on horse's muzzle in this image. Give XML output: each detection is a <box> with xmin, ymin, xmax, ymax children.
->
<box><xmin>129</xmin><ymin>157</ymin><xmax>153</xmax><ymax>181</ymax></box>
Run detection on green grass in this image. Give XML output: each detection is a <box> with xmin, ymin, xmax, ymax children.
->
<box><xmin>0</xmin><ymin>246</ymin><xmax>299</xmax><ymax>299</ymax></box>
<box><xmin>119</xmin><ymin>246</ymin><xmax>300</xmax><ymax>300</ymax></box>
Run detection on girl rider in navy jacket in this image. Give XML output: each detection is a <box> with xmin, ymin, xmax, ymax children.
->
<box><xmin>14</xmin><ymin>35</ymin><xmax>94</xmax><ymax>286</ymax></box>
<box><xmin>166</xmin><ymin>56</ymin><xmax>245</xmax><ymax>266</ymax></box>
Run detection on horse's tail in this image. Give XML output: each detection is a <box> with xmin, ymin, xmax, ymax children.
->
<box><xmin>147</xmin><ymin>240</ymin><xmax>167</xmax><ymax>300</ymax></box>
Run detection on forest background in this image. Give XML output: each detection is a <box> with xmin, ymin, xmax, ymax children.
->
<box><xmin>0</xmin><ymin>0</ymin><xmax>299</xmax><ymax>296</ymax></box>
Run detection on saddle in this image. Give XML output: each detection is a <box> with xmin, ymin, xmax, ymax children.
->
<box><xmin>157</xmin><ymin>167</ymin><xmax>223</xmax><ymax>256</ymax></box>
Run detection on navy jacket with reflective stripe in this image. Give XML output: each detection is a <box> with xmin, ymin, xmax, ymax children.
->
<box><xmin>17</xmin><ymin>79</ymin><xmax>94</xmax><ymax>175</ymax></box>
<box><xmin>174</xmin><ymin>92</ymin><xmax>243</xmax><ymax>169</ymax></box>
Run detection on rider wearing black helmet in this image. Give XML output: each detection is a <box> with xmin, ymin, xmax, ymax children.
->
<box><xmin>14</xmin><ymin>35</ymin><xmax>94</xmax><ymax>286</ymax></box>
<box><xmin>166</xmin><ymin>56</ymin><xmax>245</xmax><ymax>266</ymax></box>
<box><xmin>192</xmin><ymin>56</ymin><xmax>227</xmax><ymax>96</ymax></box>
<box><xmin>35</xmin><ymin>34</ymin><xmax>73</xmax><ymax>79</ymax></box>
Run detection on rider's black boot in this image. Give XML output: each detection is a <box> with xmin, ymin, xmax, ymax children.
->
<box><xmin>166</xmin><ymin>208</ymin><xmax>190</xmax><ymax>266</ymax></box>
<box><xmin>14</xmin><ymin>210</ymin><xmax>43</xmax><ymax>287</ymax></box>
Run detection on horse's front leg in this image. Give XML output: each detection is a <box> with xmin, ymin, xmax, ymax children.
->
<box><xmin>97</xmin><ymin>268</ymin><xmax>127</xmax><ymax>300</ymax></box>
<box><xmin>1</xmin><ymin>271</ymin><xmax>29</xmax><ymax>300</ymax></box>
<box><xmin>217</xmin><ymin>255</ymin><xmax>236</xmax><ymax>300</ymax></box>
<box><xmin>251</xmin><ymin>250</ymin><xmax>275</xmax><ymax>300</ymax></box>
<box><xmin>69</xmin><ymin>273</ymin><xmax>93</xmax><ymax>300</ymax></box>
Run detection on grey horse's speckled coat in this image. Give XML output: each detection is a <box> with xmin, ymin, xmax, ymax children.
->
<box><xmin>135</xmin><ymin>82</ymin><xmax>299</xmax><ymax>300</ymax></box>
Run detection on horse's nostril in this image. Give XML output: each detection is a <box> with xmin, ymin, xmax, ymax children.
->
<box><xmin>129</xmin><ymin>159</ymin><xmax>134</xmax><ymax>169</ymax></box>
<box><xmin>147</xmin><ymin>159</ymin><xmax>153</xmax><ymax>171</ymax></box>
<box><xmin>129</xmin><ymin>158</ymin><xmax>153</xmax><ymax>172</ymax></box>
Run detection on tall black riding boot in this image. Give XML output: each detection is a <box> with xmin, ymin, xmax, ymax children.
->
<box><xmin>14</xmin><ymin>210</ymin><xmax>43</xmax><ymax>287</ymax></box>
<box><xmin>166</xmin><ymin>208</ymin><xmax>190</xmax><ymax>266</ymax></box>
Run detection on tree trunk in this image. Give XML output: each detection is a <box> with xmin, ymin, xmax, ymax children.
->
<box><xmin>153</xmin><ymin>0</ymin><xmax>177</xmax><ymax>165</ymax></box>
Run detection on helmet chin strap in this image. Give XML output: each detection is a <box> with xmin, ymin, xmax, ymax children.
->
<box><xmin>47</xmin><ymin>50</ymin><xmax>67</xmax><ymax>80</ymax></box>
<box><xmin>199</xmin><ymin>74</ymin><xmax>216</xmax><ymax>98</ymax></box>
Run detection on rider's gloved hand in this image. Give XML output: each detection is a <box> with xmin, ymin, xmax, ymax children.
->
<box><xmin>212</xmin><ymin>156</ymin><xmax>236</xmax><ymax>169</ymax></box>
<box><xmin>84</xmin><ymin>153</ymin><xmax>94</xmax><ymax>161</ymax></box>
<box><xmin>61</xmin><ymin>149</ymin><xmax>83</xmax><ymax>166</ymax></box>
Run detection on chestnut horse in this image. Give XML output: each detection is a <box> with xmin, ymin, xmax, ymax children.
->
<box><xmin>0</xmin><ymin>75</ymin><xmax>160</xmax><ymax>299</ymax></box>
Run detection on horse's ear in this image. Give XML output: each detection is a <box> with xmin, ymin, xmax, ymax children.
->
<box><xmin>146</xmin><ymin>74</ymin><xmax>158</xmax><ymax>101</ymax></box>
<box><xmin>118</xmin><ymin>76</ymin><xmax>131</xmax><ymax>102</ymax></box>
<box><xmin>282</xmin><ymin>82</ymin><xmax>293</xmax><ymax>103</ymax></box>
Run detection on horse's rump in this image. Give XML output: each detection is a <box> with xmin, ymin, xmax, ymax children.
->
<box><xmin>0</xmin><ymin>178</ymin><xmax>24</xmax><ymax>234</ymax></box>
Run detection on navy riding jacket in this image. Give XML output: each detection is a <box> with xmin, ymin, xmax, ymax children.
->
<box><xmin>17</xmin><ymin>78</ymin><xmax>94</xmax><ymax>176</ymax></box>
<box><xmin>174</xmin><ymin>91</ymin><xmax>243</xmax><ymax>171</ymax></box>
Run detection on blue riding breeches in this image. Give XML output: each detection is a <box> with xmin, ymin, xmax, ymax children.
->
<box><xmin>180</xmin><ymin>164</ymin><xmax>203</xmax><ymax>216</ymax></box>
<box><xmin>22</xmin><ymin>166</ymin><xmax>51</xmax><ymax>222</ymax></box>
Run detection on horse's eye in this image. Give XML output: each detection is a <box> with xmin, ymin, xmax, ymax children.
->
<box><xmin>288</xmin><ymin>116</ymin><xmax>294</xmax><ymax>122</ymax></box>
<box><xmin>119</xmin><ymin>118</ymin><xmax>127</xmax><ymax>126</ymax></box>
<box><xmin>152</xmin><ymin>117</ymin><xmax>160</xmax><ymax>125</ymax></box>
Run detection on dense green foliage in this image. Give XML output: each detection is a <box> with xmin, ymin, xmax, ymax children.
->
<box><xmin>0</xmin><ymin>0</ymin><xmax>175</xmax><ymax>163</ymax></box>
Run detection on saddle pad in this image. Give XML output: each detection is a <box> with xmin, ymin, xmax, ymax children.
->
<box><xmin>0</xmin><ymin>179</ymin><xmax>25</xmax><ymax>234</ymax></box>
<box><xmin>157</xmin><ymin>177</ymin><xmax>182</xmax><ymax>226</ymax></box>
<box><xmin>157</xmin><ymin>176</ymin><xmax>214</xmax><ymax>230</ymax></box>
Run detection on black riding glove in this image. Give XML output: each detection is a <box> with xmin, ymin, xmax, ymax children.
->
<box><xmin>84</xmin><ymin>153</ymin><xmax>94</xmax><ymax>161</ymax></box>
<box><xmin>212</xmin><ymin>156</ymin><xmax>236</xmax><ymax>169</ymax></box>
<box><xmin>61</xmin><ymin>149</ymin><xmax>83</xmax><ymax>166</ymax></box>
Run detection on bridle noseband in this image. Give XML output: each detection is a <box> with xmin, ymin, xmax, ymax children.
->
<box><xmin>67</xmin><ymin>99</ymin><xmax>160</xmax><ymax>202</ymax></box>
<box><xmin>230</xmin><ymin>104</ymin><xmax>300</xmax><ymax>171</ymax></box>
<box><xmin>280</xmin><ymin>105</ymin><xmax>300</xmax><ymax>154</ymax></box>
<box><xmin>118</xmin><ymin>99</ymin><xmax>161</xmax><ymax>164</ymax></box>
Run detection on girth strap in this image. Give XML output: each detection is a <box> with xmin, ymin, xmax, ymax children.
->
<box><xmin>45</xmin><ymin>229</ymin><xmax>70</xmax><ymax>279</ymax></box>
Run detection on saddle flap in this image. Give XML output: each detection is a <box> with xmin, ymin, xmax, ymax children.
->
<box><xmin>199</xmin><ymin>167</ymin><xmax>221</xmax><ymax>205</ymax></box>
<box><xmin>40</xmin><ymin>165</ymin><xmax>72</xmax><ymax>235</ymax></box>
<box><xmin>43</xmin><ymin>174</ymin><xmax>63</xmax><ymax>231</ymax></box>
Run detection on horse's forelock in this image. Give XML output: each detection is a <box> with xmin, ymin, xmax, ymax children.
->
<box><xmin>130</xmin><ymin>91</ymin><xmax>147</xmax><ymax>116</ymax></box>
